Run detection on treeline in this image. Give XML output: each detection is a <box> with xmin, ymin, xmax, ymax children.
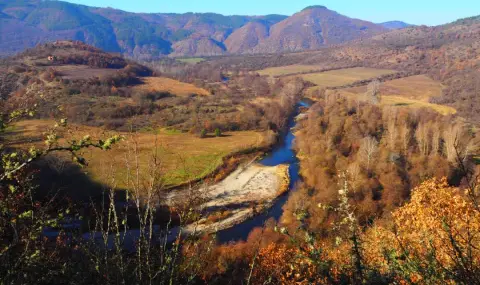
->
<box><xmin>285</xmin><ymin>95</ymin><xmax>476</xmax><ymax>232</ymax></box>
<box><xmin>144</xmin><ymin>60</ymin><xmax>224</xmax><ymax>84</ymax></box>
<box><xmin>2</xmin><ymin>49</ymin><xmax>308</xmax><ymax>137</ymax></box>
<box><xmin>15</xmin><ymin>41</ymin><xmax>128</xmax><ymax>69</ymax></box>
<box><xmin>60</xmin><ymin>73</ymin><xmax>306</xmax><ymax>133</ymax></box>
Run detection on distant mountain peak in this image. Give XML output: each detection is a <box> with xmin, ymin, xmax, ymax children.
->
<box><xmin>379</xmin><ymin>21</ymin><xmax>414</xmax><ymax>30</ymax></box>
<box><xmin>251</xmin><ymin>6</ymin><xmax>387</xmax><ymax>54</ymax></box>
<box><xmin>302</xmin><ymin>5</ymin><xmax>328</xmax><ymax>11</ymax></box>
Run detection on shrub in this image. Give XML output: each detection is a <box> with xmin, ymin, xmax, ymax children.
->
<box><xmin>214</xmin><ymin>128</ymin><xmax>221</xmax><ymax>137</ymax></box>
<box><xmin>199</xmin><ymin>129</ymin><xmax>207</xmax><ymax>138</ymax></box>
<box><xmin>67</xmin><ymin>88</ymin><xmax>81</xmax><ymax>95</ymax></box>
<box><xmin>11</xmin><ymin>65</ymin><xmax>26</xmax><ymax>73</ymax></box>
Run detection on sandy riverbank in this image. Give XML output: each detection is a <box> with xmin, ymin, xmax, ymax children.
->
<box><xmin>167</xmin><ymin>162</ymin><xmax>289</xmax><ymax>235</ymax></box>
<box><xmin>79</xmin><ymin>160</ymin><xmax>290</xmax><ymax>249</ymax></box>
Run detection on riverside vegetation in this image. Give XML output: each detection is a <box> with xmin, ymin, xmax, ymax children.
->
<box><xmin>3</xmin><ymin>67</ymin><xmax>480</xmax><ymax>284</ymax></box>
<box><xmin>2</xmin><ymin>100</ymin><xmax>480</xmax><ymax>284</ymax></box>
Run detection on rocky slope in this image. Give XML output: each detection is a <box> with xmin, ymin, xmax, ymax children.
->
<box><xmin>224</xmin><ymin>21</ymin><xmax>271</xmax><ymax>54</ymax></box>
<box><xmin>170</xmin><ymin>37</ymin><xmax>226</xmax><ymax>57</ymax></box>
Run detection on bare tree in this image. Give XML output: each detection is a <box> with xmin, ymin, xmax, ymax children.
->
<box><xmin>415</xmin><ymin>122</ymin><xmax>430</xmax><ymax>156</ymax></box>
<box><xmin>444</xmin><ymin>125</ymin><xmax>458</xmax><ymax>163</ymax></box>
<box><xmin>324</xmin><ymin>129</ymin><xmax>335</xmax><ymax>152</ymax></box>
<box><xmin>443</xmin><ymin>122</ymin><xmax>475</xmax><ymax>163</ymax></box>
<box><xmin>365</xmin><ymin>79</ymin><xmax>381</xmax><ymax>105</ymax></box>
<box><xmin>347</xmin><ymin>162</ymin><xmax>361</xmax><ymax>191</ymax></box>
<box><xmin>431</xmin><ymin>122</ymin><xmax>441</xmax><ymax>156</ymax></box>
<box><xmin>443</xmin><ymin>123</ymin><xmax>480</xmax><ymax>210</ymax></box>
<box><xmin>385</xmin><ymin>108</ymin><xmax>398</xmax><ymax>151</ymax></box>
<box><xmin>359</xmin><ymin>136</ymin><xmax>379</xmax><ymax>171</ymax></box>
<box><xmin>398</xmin><ymin>121</ymin><xmax>412</xmax><ymax>153</ymax></box>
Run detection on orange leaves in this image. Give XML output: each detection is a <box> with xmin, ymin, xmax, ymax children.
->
<box><xmin>253</xmin><ymin>243</ymin><xmax>328</xmax><ymax>285</ymax></box>
<box><xmin>362</xmin><ymin>178</ymin><xmax>480</xmax><ymax>282</ymax></box>
<box><xmin>393</xmin><ymin>178</ymin><xmax>480</xmax><ymax>266</ymax></box>
<box><xmin>206</xmin><ymin>177</ymin><xmax>480</xmax><ymax>283</ymax></box>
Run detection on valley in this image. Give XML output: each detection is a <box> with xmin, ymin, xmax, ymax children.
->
<box><xmin>1</xmin><ymin>1</ymin><xmax>480</xmax><ymax>284</ymax></box>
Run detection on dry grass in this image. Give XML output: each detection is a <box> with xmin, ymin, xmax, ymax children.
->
<box><xmin>331</xmin><ymin>75</ymin><xmax>456</xmax><ymax>115</ymax></box>
<box><xmin>380</xmin><ymin>74</ymin><xmax>445</xmax><ymax>100</ymax></box>
<box><xmin>257</xmin><ymin>64</ymin><xmax>326</xmax><ymax>76</ymax></box>
<box><xmin>295</xmin><ymin>67</ymin><xmax>397</xmax><ymax>89</ymax></box>
<box><xmin>338</xmin><ymin>75</ymin><xmax>444</xmax><ymax>101</ymax></box>
<box><xmin>55</xmin><ymin>65</ymin><xmax>119</xmax><ymax>80</ymax></box>
<box><xmin>134</xmin><ymin>77</ymin><xmax>210</xmax><ymax>97</ymax></box>
<box><xmin>7</xmin><ymin>120</ymin><xmax>266</xmax><ymax>188</ymax></box>
<box><xmin>176</xmin><ymin>57</ymin><xmax>206</xmax><ymax>64</ymax></box>
<box><xmin>380</xmin><ymin>96</ymin><xmax>456</xmax><ymax>115</ymax></box>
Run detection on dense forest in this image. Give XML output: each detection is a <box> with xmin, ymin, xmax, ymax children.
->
<box><xmin>287</xmin><ymin>95</ymin><xmax>468</xmax><ymax>231</ymax></box>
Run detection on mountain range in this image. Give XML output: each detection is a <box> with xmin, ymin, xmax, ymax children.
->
<box><xmin>0</xmin><ymin>1</ymin><xmax>412</xmax><ymax>59</ymax></box>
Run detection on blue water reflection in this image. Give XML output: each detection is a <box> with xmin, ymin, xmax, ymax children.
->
<box><xmin>217</xmin><ymin>101</ymin><xmax>310</xmax><ymax>243</ymax></box>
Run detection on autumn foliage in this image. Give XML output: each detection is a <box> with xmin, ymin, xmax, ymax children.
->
<box><xmin>285</xmin><ymin>95</ymin><xmax>471</xmax><ymax>234</ymax></box>
<box><xmin>232</xmin><ymin>178</ymin><xmax>480</xmax><ymax>284</ymax></box>
<box><xmin>362</xmin><ymin>178</ymin><xmax>480</xmax><ymax>283</ymax></box>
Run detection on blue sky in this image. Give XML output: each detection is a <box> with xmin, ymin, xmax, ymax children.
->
<box><xmin>66</xmin><ymin>0</ymin><xmax>479</xmax><ymax>26</ymax></box>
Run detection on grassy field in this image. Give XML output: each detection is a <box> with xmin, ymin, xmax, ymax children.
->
<box><xmin>295</xmin><ymin>67</ymin><xmax>397</xmax><ymax>89</ymax></box>
<box><xmin>7</xmin><ymin>120</ymin><xmax>266</xmax><ymax>188</ymax></box>
<box><xmin>332</xmin><ymin>75</ymin><xmax>456</xmax><ymax>115</ymax></box>
<box><xmin>257</xmin><ymin>64</ymin><xmax>327</xmax><ymax>76</ymax></box>
<box><xmin>381</xmin><ymin>96</ymin><xmax>456</xmax><ymax>115</ymax></box>
<box><xmin>135</xmin><ymin>77</ymin><xmax>210</xmax><ymax>97</ymax></box>
<box><xmin>338</xmin><ymin>75</ymin><xmax>444</xmax><ymax>101</ymax></box>
<box><xmin>55</xmin><ymin>65</ymin><xmax>119</xmax><ymax>80</ymax></box>
<box><xmin>176</xmin><ymin>57</ymin><xmax>206</xmax><ymax>64</ymax></box>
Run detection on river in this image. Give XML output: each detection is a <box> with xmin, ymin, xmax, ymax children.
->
<box><xmin>217</xmin><ymin>100</ymin><xmax>310</xmax><ymax>243</ymax></box>
<box><xmin>42</xmin><ymin>101</ymin><xmax>310</xmax><ymax>248</ymax></box>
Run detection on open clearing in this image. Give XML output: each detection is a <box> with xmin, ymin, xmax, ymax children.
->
<box><xmin>55</xmin><ymin>65</ymin><xmax>120</xmax><ymax>80</ymax></box>
<box><xmin>134</xmin><ymin>77</ymin><xmax>210</xmax><ymax>97</ymax></box>
<box><xmin>7</xmin><ymin>120</ymin><xmax>266</xmax><ymax>188</ymax></box>
<box><xmin>381</xmin><ymin>96</ymin><xmax>456</xmax><ymax>115</ymax></box>
<box><xmin>338</xmin><ymin>75</ymin><xmax>444</xmax><ymax>101</ymax></box>
<box><xmin>176</xmin><ymin>57</ymin><xmax>206</xmax><ymax>64</ymax></box>
<box><xmin>257</xmin><ymin>64</ymin><xmax>327</xmax><ymax>76</ymax></box>
<box><xmin>294</xmin><ymin>67</ymin><xmax>397</xmax><ymax>88</ymax></box>
<box><xmin>332</xmin><ymin>75</ymin><xmax>456</xmax><ymax>115</ymax></box>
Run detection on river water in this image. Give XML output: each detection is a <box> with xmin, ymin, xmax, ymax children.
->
<box><xmin>217</xmin><ymin>101</ymin><xmax>310</xmax><ymax>243</ymax></box>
